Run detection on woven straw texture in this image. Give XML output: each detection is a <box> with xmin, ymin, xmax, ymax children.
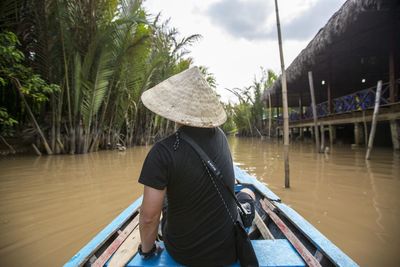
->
<box><xmin>141</xmin><ymin>67</ymin><xmax>226</xmax><ymax>128</ymax></box>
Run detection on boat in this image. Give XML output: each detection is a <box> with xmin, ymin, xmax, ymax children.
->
<box><xmin>64</xmin><ymin>166</ymin><xmax>358</xmax><ymax>267</ymax></box>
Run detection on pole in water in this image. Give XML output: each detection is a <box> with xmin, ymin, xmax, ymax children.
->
<box><xmin>308</xmin><ymin>71</ymin><xmax>321</xmax><ymax>153</ymax></box>
<box><xmin>268</xmin><ymin>92</ymin><xmax>272</xmax><ymax>138</ymax></box>
<box><xmin>366</xmin><ymin>80</ymin><xmax>383</xmax><ymax>160</ymax></box>
<box><xmin>320</xmin><ymin>123</ymin><xmax>325</xmax><ymax>152</ymax></box>
<box><xmin>274</xmin><ymin>0</ymin><xmax>290</xmax><ymax>188</ymax></box>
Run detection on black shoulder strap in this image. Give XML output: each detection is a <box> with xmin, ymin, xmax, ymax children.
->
<box><xmin>179</xmin><ymin>130</ymin><xmax>245</xmax><ymax>213</ymax></box>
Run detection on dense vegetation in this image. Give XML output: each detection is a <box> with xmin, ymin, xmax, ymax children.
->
<box><xmin>0</xmin><ymin>0</ymin><xmax>202</xmax><ymax>154</ymax></box>
<box><xmin>0</xmin><ymin>0</ymin><xmax>277</xmax><ymax>155</ymax></box>
<box><xmin>222</xmin><ymin>69</ymin><xmax>277</xmax><ymax>136</ymax></box>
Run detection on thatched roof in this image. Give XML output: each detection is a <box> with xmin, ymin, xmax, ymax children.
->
<box><xmin>265</xmin><ymin>0</ymin><xmax>399</xmax><ymax>107</ymax></box>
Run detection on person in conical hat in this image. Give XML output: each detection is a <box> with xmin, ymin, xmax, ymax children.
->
<box><xmin>137</xmin><ymin>66</ymin><xmax>255</xmax><ymax>265</ymax></box>
<box><xmin>141</xmin><ymin>66</ymin><xmax>227</xmax><ymax>128</ymax></box>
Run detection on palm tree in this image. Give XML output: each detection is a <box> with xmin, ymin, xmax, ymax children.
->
<box><xmin>0</xmin><ymin>0</ymin><xmax>202</xmax><ymax>154</ymax></box>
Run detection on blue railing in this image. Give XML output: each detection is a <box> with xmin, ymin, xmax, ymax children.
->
<box><xmin>280</xmin><ymin>80</ymin><xmax>398</xmax><ymax>123</ymax></box>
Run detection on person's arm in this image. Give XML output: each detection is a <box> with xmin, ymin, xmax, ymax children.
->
<box><xmin>139</xmin><ymin>185</ymin><xmax>166</xmax><ymax>253</ymax></box>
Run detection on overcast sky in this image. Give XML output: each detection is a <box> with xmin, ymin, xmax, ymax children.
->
<box><xmin>143</xmin><ymin>0</ymin><xmax>346</xmax><ymax>102</ymax></box>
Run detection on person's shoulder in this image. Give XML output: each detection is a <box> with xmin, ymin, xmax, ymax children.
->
<box><xmin>216</xmin><ymin>127</ymin><xmax>228</xmax><ymax>140</ymax></box>
<box><xmin>152</xmin><ymin>132</ymin><xmax>176</xmax><ymax>152</ymax></box>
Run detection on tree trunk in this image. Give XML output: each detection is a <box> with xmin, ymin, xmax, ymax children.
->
<box><xmin>12</xmin><ymin>78</ymin><xmax>53</xmax><ymax>155</ymax></box>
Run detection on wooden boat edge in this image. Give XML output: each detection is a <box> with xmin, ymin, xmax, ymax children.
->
<box><xmin>235</xmin><ymin>165</ymin><xmax>358</xmax><ymax>266</ymax></box>
<box><xmin>64</xmin><ymin>196</ymin><xmax>143</xmax><ymax>267</ymax></box>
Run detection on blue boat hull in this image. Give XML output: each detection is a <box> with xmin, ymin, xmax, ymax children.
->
<box><xmin>65</xmin><ymin>166</ymin><xmax>358</xmax><ymax>267</ymax></box>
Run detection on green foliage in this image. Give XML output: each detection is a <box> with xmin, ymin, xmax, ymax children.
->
<box><xmin>0</xmin><ymin>31</ymin><xmax>60</xmax><ymax>101</ymax></box>
<box><xmin>0</xmin><ymin>107</ymin><xmax>18</xmax><ymax>136</ymax></box>
<box><xmin>0</xmin><ymin>31</ymin><xmax>59</xmax><ymax>136</ymax></box>
<box><xmin>226</xmin><ymin>68</ymin><xmax>277</xmax><ymax>136</ymax></box>
<box><xmin>0</xmin><ymin>108</ymin><xmax>17</xmax><ymax>126</ymax></box>
<box><xmin>0</xmin><ymin>0</ymin><xmax>203</xmax><ymax>152</ymax></box>
<box><xmin>0</xmin><ymin>31</ymin><xmax>24</xmax><ymax>64</ymax></box>
<box><xmin>199</xmin><ymin>66</ymin><xmax>217</xmax><ymax>89</ymax></box>
<box><xmin>221</xmin><ymin>103</ymin><xmax>237</xmax><ymax>135</ymax></box>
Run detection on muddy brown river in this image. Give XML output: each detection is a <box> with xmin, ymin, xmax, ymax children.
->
<box><xmin>0</xmin><ymin>137</ymin><xmax>399</xmax><ymax>266</ymax></box>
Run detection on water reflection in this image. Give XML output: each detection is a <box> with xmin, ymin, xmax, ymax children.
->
<box><xmin>0</xmin><ymin>138</ymin><xmax>399</xmax><ymax>266</ymax></box>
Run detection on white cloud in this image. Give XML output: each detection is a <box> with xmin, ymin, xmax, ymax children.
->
<box><xmin>143</xmin><ymin>0</ymin><xmax>346</xmax><ymax>102</ymax></box>
<box><xmin>205</xmin><ymin>0</ymin><xmax>345</xmax><ymax>41</ymax></box>
<box><xmin>206</xmin><ymin>0</ymin><xmax>273</xmax><ymax>40</ymax></box>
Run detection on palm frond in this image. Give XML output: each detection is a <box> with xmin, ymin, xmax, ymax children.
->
<box><xmin>81</xmin><ymin>48</ymin><xmax>113</xmax><ymax>128</ymax></box>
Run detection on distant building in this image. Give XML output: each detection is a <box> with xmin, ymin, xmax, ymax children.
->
<box><xmin>264</xmin><ymin>0</ymin><xmax>399</xmax><ymax>149</ymax></box>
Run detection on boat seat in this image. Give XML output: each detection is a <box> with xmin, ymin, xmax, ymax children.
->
<box><xmin>124</xmin><ymin>239</ymin><xmax>305</xmax><ymax>267</ymax></box>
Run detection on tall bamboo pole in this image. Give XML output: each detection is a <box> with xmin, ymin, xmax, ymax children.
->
<box><xmin>268</xmin><ymin>92</ymin><xmax>272</xmax><ymax>138</ymax></box>
<box><xmin>274</xmin><ymin>0</ymin><xmax>290</xmax><ymax>188</ymax></box>
<box><xmin>308</xmin><ymin>71</ymin><xmax>320</xmax><ymax>153</ymax></box>
<box><xmin>366</xmin><ymin>81</ymin><xmax>383</xmax><ymax>160</ymax></box>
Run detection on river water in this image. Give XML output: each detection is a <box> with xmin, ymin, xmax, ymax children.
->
<box><xmin>0</xmin><ymin>137</ymin><xmax>399</xmax><ymax>266</ymax></box>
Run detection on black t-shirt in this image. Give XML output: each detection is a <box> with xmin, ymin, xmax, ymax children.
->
<box><xmin>139</xmin><ymin>126</ymin><xmax>237</xmax><ymax>266</ymax></box>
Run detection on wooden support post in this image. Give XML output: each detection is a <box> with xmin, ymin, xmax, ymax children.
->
<box><xmin>268</xmin><ymin>92</ymin><xmax>272</xmax><ymax>138</ymax></box>
<box><xmin>308</xmin><ymin>71</ymin><xmax>321</xmax><ymax>152</ymax></box>
<box><xmin>362</xmin><ymin>111</ymin><xmax>369</xmax><ymax>146</ymax></box>
<box><xmin>366</xmin><ymin>81</ymin><xmax>383</xmax><ymax>160</ymax></box>
<box><xmin>274</xmin><ymin>0</ymin><xmax>290</xmax><ymax>188</ymax></box>
<box><xmin>328</xmin><ymin>125</ymin><xmax>335</xmax><ymax>146</ymax></box>
<box><xmin>390</xmin><ymin>120</ymin><xmax>400</xmax><ymax>150</ymax></box>
<box><xmin>354</xmin><ymin>123</ymin><xmax>361</xmax><ymax>146</ymax></box>
<box><xmin>320</xmin><ymin>124</ymin><xmax>325</xmax><ymax>152</ymax></box>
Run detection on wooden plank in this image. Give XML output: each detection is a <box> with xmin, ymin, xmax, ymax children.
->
<box><xmin>260</xmin><ymin>199</ymin><xmax>322</xmax><ymax>267</ymax></box>
<box><xmin>92</xmin><ymin>215</ymin><xmax>140</xmax><ymax>267</ymax></box>
<box><xmin>254</xmin><ymin>211</ymin><xmax>274</xmax><ymax>240</ymax></box>
<box><xmin>108</xmin><ymin>221</ymin><xmax>142</xmax><ymax>267</ymax></box>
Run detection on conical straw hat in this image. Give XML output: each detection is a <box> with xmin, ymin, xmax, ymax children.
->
<box><xmin>141</xmin><ymin>66</ymin><xmax>227</xmax><ymax>128</ymax></box>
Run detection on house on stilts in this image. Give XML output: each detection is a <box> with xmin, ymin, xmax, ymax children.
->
<box><xmin>263</xmin><ymin>0</ymin><xmax>400</xmax><ymax>150</ymax></box>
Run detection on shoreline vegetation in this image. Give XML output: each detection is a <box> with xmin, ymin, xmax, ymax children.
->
<box><xmin>0</xmin><ymin>0</ymin><xmax>276</xmax><ymax>156</ymax></box>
